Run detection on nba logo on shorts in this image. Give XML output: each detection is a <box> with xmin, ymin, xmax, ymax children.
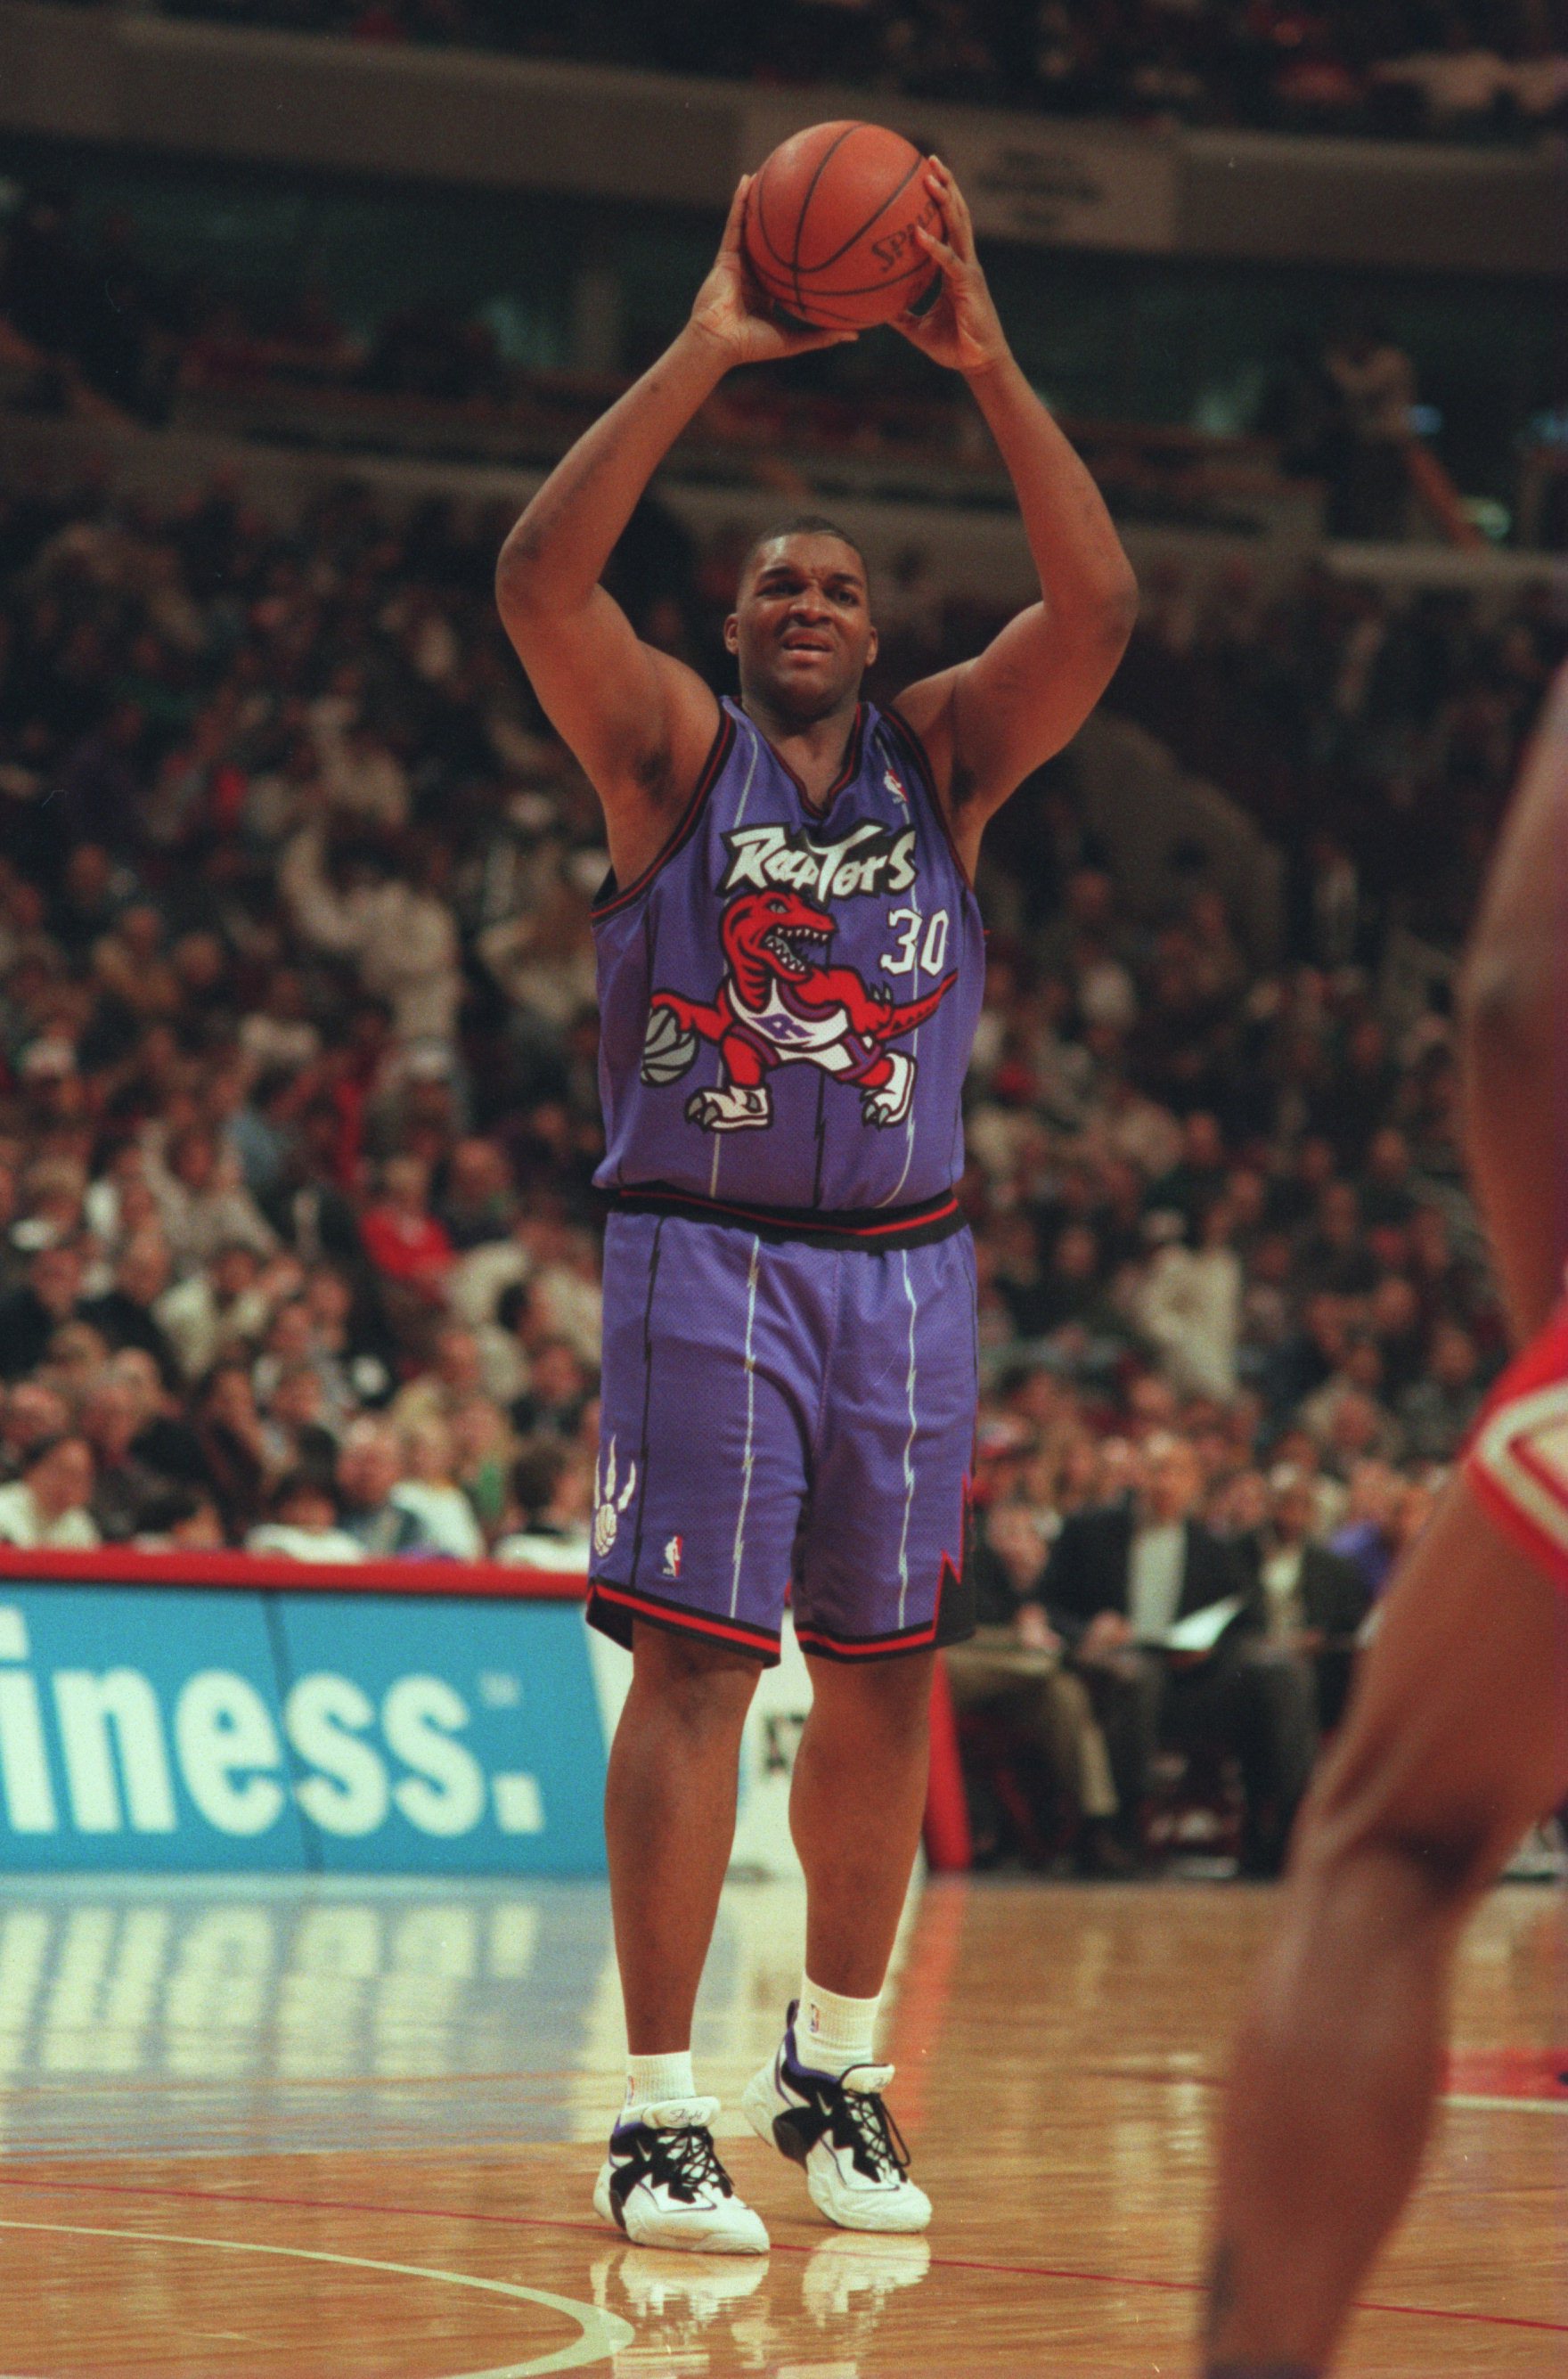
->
<box><xmin>661</xmin><ymin>1534</ymin><xmax>683</xmax><ymax>1579</ymax></box>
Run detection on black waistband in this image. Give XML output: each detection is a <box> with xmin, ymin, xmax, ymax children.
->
<box><xmin>606</xmin><ymin>1181</ymin><xmax>967</xmax><ymax>1253</ymax></box>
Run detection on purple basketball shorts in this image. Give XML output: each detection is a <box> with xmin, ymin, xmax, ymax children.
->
<box><xmin>587</xmin><ymin>1210</ymin><xmax>978</xmax><ymax>1665</ymax></box>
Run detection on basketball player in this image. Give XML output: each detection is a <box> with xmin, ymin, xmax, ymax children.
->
<box><xmin>496</xmin><ymin>159</ymin><xmax>1136</xmax><ymax>2252</ymax></box>
<box><xmin>1200</xmin><ymin>666</ymin><xmax>1568</xmax><ymax>2375</ymax></box>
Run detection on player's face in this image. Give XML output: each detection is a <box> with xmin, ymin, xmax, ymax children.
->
<box><xmin>727</xmin><ymin>535</ymin><xmax>878</xmax><ymax>721</ymax></box>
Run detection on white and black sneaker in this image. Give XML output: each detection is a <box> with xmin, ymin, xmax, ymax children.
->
<box><xmin>592</xmin><ymin>2097</ymin><xmax>769</xmax><ymax>2254</ymax></box>
<box><xmin>741</xmin><ymin>2006</ymin><xmax>932</xmax><ymax>2234</ymax></box>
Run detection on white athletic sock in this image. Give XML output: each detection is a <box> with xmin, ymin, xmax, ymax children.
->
<box><xmin>796</xmin><ymin>1976</ymin><xmax>878</xmax><ymax>2074</ymax></box>
<box><xmin>624</xmin><ymin>2048</ymin><xmax>697</xmax><ymax>2116</ymax></box>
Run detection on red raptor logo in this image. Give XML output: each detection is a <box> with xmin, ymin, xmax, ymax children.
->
<box><xmin>641</xmin><ymin>890</ymin><xmax>957</xmax><ymax>1132</ymax></box>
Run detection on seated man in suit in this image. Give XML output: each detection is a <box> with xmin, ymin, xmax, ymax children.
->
<box><xmin>947</xmin><ymin>1494</ymin><xmax>1126</xmax><ymax>1874</ymax></box>
<box><xmin>1253</xmin><ymin>1463</ymin><xmax>1372</xmax><ymax>1731</ymax></box>
<box><xmin>1044</xmin><ymin>1434</ymin><xmax>1319</xmax><ymax>1876</ymax></box>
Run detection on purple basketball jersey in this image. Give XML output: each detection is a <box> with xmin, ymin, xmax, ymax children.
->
<box><xmin>592</xmin><ymin>699</ymin><xmax>984</xmax><ymax>1232</ymax></box>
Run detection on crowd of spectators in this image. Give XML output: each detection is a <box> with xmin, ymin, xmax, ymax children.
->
<box><xmin>1115</xmin><ymin>552</ymin><xmax>1563</xmax><ymax>947</ymax></box>
<box><xmin>0</xmin><ymin>455</ymin><xmax>1560</xmax><ymax>1860</ymax></box>
<box><xmin>65</xmin><ymin>2</ymin><xmax>1568</xmax><ymax>143</ymax></box>
<box><xmin>8</xmin><ymin>176</ymin><xmax>1559</xmax><ymax>566</ymax></box>
<box><xmin>0</xmin><ymin>186</ymin><xmax>505</xmax><ymax>428</ymax></box>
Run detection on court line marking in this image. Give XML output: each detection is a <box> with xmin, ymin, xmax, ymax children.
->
<box><xmin>2</xmin><ymin>2170</ymin><xmax>1563</xmax><ymax>2339</ymax></box>
<box><xmin>1444</xmin><ymin>2090</ymin><xmax>1568</xmax><ymax>2114</ymax></box>
<box><xmin>1078</xmin><ymin>2061</ymin><xmax>1568</xmax><ymax>2117</ymax></box>
<box><xmin>0</xmin><ymin>2215</ymin><xmax>633</xmax><ymax>2377</ymax></box>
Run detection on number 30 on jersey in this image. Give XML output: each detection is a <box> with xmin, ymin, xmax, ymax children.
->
<box><xmin>880</xmin><ymin>906</ymin><xmax>950</xmax><ymax>977</ymax></box>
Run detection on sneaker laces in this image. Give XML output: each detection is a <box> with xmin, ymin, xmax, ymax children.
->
<box><xmin>829</xmin><ymin>2070</ymin><xmax>911</xmax><ymax>2185</ymax></box>
<box><xmin>647</xmin><ymin>2122</ymin><xmax>734</xmax><ymax>2203</ymax></box>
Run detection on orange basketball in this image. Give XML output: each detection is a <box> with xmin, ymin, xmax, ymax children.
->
<box><xmin>743</xmin><ymin>120</ymin><xmax>941</xmax><ymax>331</ymax></box>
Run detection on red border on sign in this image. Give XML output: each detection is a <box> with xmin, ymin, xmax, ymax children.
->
<box><xmin>0</xmin><ymin>1548</ymin><xmax>587</xmax><ymax>1600</ymax></box>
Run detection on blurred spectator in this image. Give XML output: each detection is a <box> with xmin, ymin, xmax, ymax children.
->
<box><xmin>1250</xmin><ymin>1464</ymin><xmax>1371</xmax><ymax>1728</ymax></box>
<box><xmin>257</xmin><ymin>1359</ymin><xmax>339</xmax><ymax>1483</ymax></box>
<box><xmin>106</xmin><ymin>1345</ymin><xmax>208</xmax><ymax>1488</ymax></box>
<box><xmin>1396</xmin><ymin>1320</ymin><xmax>1484</xmax><ymax>1459</ymax></box>
<box><xmin>192</xmin><ymin>1360</ymin><xmax>272</xmax><ymax>1537</ymax></box>
<box><xmin>80</xmin><ymin>1232</ymin><xmax>181</xmax><ymax>1380</ymax></box>
<box><xmin>510</xmin><ymin>1335</ymin><xmax>592</xmax><ymax>1440</ymax></box>
<box><xmin>107</xmin><ymin>3</ymin><xmax>1568</xmax><ymax>145</ymax></box>
<box><xmin>79</xmin><ymin>1375</ymin><xmax>167</xmax><ymax>1541</ymax></box>
<box><xmin>134</xmin><ymin>1486</ymin><xmax>227</xmax><ymax>1551</ymax></box>
<box><xmin>282</xmin><ymin>825</ymin><xmax>461</xmax><ymax>1051</ymax></box>
<box><xmin>948</xmin><ymin>1497</ymin><xmax>1125</xmax><ymax>1874</ymax></box>
<box><xmin>334</xmin><ymin>1415</ymin><xmax>424</xmax><ymax>1554</ymax></box>
<box><xmin>1327</xmin><ymin>1458</ymin><xmax>1404</xmax><ymax>1598</ymax></box>
<box><xmin>0</xmin><ymin>1243</ymin><xmax>86</xmax><ymax>1379</ymax></box>
<box><xmin>159</xmin><ymin>1243</ymin><xmax>281</xmax><ymax>1382</ymax></box>
<box><xmin>495</xmin><ymin>1439</ymin><xmax>593</xmax><ymax>1562</ymax></box>
<box><xmin>1321</xmin><ymin>318</ymin><xmax>1417</xmax><ymax>539</ymax></box>
<box><xmin>246</xmin><ymin>1468</ymin><xmax>365</xmax><ymax>1562</ymax></box>
<box><xmin>152</xmin><ymin>1128</ymin><xmax>278</xmax><ymax>1275</ymax></box>
<box><xmin>1044</xmin><ymin>1434</ymin><xmax>1317</xmax><ymax>1876</ymax></box>
<box><xmin>1135</xmin><ymin>1199</ymin><xmax>1243</xmax><ymax>1399</ymax></box>
<box><xmin>389</xmin><ymin>1321</ymin><xmax>484</xmax><ymax>1432</ymax></box>
<box><xmin>388</xmin><ymin>1415</ymin><xmax>484</xmax><ymax>1557</ymax></box>
<box><xmin>437</xmin><ymin>1136</ymin><xmax>517</xmax><ymax>1250</ymax></box>
<box><xmin>0</xmin><ymin>1380</ymin><xmax>71</xmax><ymax>1479</ymax></box>
<box><xmin>361</xmin><ymin>1155</ymin><xmax>455</xmax><ymax>1314</ymax></box>
<box><xmin>0</xmin><ymin>1435</ymin><xmax>99</xmax><ymax>1548</ymax></box>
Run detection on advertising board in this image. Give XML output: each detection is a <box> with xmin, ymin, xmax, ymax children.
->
<box><xmin>0</xmin><ymin>1582</ymin><xmax>815</xmax><ymax>1879</ymax></box>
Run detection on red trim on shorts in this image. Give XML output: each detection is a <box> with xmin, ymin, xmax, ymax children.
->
<box><xmin>586</xmin><ymin>1577</ymin><xmax>781</xmax><ymax>1660</ymax></box>
<box><xmin>793</xmin><ymin>1614</ymin><xmax>942</xmax><ymax>1662</ymax></box>
<box><xmin>1460</xmin><ymin>1298</ymin><xmax>1568</xmax><ymax>1595</ymax></box>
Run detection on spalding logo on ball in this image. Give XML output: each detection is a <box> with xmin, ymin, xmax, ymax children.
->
<box><xmin>743</xmin><ymin>120</ymin><xmax>942</xmax><ymax>331</ymax></box>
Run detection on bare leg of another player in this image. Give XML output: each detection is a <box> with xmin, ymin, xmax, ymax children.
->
<box><xmin>1200</xmin><ymin>1472</ymin><xmax>1568</xmax><ymax>2376</ymax></box>
<box><xmin>739</xmin><ymin>1649</ymin><xmax>939</xmax><ymax>2232</ymax></box>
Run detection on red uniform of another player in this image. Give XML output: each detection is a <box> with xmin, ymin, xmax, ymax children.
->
<box><xmin>1464</xmin><ymin>1298</ymin><xmax>1568</xmax><ymax>1593</ymax></box>
<box><xmin>1201</xmin><ymin>675</ymin><xmax>1568</xmax><ymax>2379</ymax></box>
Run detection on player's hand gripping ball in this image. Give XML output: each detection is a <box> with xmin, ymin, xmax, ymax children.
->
<box><xmin>742</xmin><ymin>120</ymin><xmax>942</xmax><ymax>330</ymax></box>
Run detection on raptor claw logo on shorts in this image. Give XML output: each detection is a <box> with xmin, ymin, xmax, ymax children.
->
<box><xmin>593</xmin><ymin>1436</ymin><xmax>638</xmax><ymax>1560</ymax></box>
<box><xmin>641</xmin><ymin>890</ymin><xmax>956</xmax><ymax>1135</ymax></box>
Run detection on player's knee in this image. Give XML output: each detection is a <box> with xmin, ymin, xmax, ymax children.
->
<box><xmin>806</xmin><ymin>1654</ymin><xmax>932</xmax><ymax>1762</ymax></box>
<box><xmin>631</xmin><ymin>1624</ymin><xmax>759</xmax><ymax>1737</ymax></box>
<box><xmin>1296</xmin><ymin>1778</ymin><xmax>1500</xmax><ymax>1913</ymax></box>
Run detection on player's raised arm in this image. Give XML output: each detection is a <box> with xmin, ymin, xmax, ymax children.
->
<box><xmin>495</xmin><ymin>179</ymin><xmax>855</xmax><ymax>878</ymax></box>
<box><xmin>1456</xmin><ymin>659</ymin><xmax>1568</xmax><ymax>1345</ymax></box>
<box><xmin>889</xmin><ymin>159</ymin><xmax>1138</xmax><ymax>869</ymax></box>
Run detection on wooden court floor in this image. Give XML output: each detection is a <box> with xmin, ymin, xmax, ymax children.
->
<box><xmin>0</xmin><ymin>1873</ymin><xmax>1562</xmax><ymax>2375</ymax></box>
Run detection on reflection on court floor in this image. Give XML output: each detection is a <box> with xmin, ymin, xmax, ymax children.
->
<box><xmin>0</xmin><ymin>1875</ymin><xmax>843</xmax><ymax>2157</ymax></box>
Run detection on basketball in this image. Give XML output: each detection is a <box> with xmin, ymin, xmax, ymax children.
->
<box><xmin>641</xmin><ymin>1003</ymin><xmax>698</xmax><ymax>1085</ymax></box>
<box><xmin>743</xmin><ymin>119</ymin><xmax>941</xmax><ymax>331</ymax></box>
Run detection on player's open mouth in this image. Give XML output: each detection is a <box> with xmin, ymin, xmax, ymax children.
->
<box><xmin>780</xmin><ymin>636</ymin><xmax>832</xmax><ymax>656</ymax></box>
<box><xmin>762</xmin><ymin>924</ymin><xmax>830</xmax><ymax>976</ymax></box>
